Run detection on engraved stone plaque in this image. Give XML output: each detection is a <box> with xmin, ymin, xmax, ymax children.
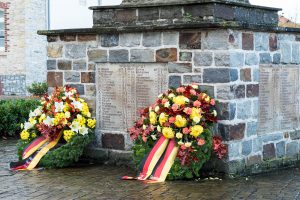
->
<box><xmin>258</xmin><ymin>65</ymin><xmax>300</xmax><ymax>134</ymax></box>
<box><xmin>97</xmin><ymin>63</ymin><xmax>168</xmax><ymax>132</ymax></box>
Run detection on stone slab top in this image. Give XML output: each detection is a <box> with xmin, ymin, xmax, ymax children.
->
<box><xmin>89</xmin><ymin>0</ymin><xmax>281</xmax><ymax>11</ymax></box>
<box><xmin>37</xmin><ymin>22</ymin><xmax>300</xmax><ymax>36</ymax></box>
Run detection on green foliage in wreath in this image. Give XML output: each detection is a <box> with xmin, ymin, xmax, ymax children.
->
<box><xmin>16</xmin><ymin>131</ymin><xmax>94</xmax><ymax>168</ymax></box>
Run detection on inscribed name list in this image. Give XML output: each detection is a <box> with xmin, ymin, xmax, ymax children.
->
<box><xmin>97</xmin><ymin>63</ymin><xmax>168</xmax><ymax>132</ymax></box>
<box><xmin>258</xmin><ymin>66</ymin><xmax>300</xmax><ymax>134</ymax></box>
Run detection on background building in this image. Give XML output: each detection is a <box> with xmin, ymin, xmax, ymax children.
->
<box><xmin>49</xmin><ymin>0</ymin><xmax>122</xmax><ymax>29</ymax></box>
<box><xmin>0</xmin><ymin>0</ymin><xmax>47</xmax><ymax>95</ymax></box>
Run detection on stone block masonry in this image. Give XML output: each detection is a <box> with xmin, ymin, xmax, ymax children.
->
<box><xmin>39</xmin><ymin>0</ymin><xmax>300</xmax><ymax>175</ymax></box>
<box><xmin>43</xmin><ymin>29</ymin><xmax>300</xmax><ymax>175</ymax></box>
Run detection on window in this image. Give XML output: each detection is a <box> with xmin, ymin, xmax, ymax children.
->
<box><xmin>0</xmin><ymin>10</ymin><xmax>4</xmax><ymax>51</ymax></box>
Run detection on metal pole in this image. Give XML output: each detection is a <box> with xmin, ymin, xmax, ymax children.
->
<box><xmin>98</xmin><ymin>0</ymin><xmax>102</xmax><ymax>6</ymax></box>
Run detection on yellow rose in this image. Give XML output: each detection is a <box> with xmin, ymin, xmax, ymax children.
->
<box><xmin>149</xmin><ymin>111</ymin><xmax>157</xmax><ymax>125</ymax></box>
<box><xmin>190</xmin><ymin>108</ymin><xmax>202</xmax><ymax>119</ymax></box>
<box><xmin>20</xmin><ymin>130</ymin><xmax>30</xmax><ymax>140</ymax></box>
<box><xmin>174</xmin><ymin>115</ymin><xmax>187</xmax><ymax>128</ymax></box>
<box><xmin>173</xmin><ymin>95</ymin><xmax>186</xmax><ymax>106</ymax></box>
<box><xmin>190</xmin><ymin>125</ymin><xmax>204</xmax><ymax>138</ymax></box>
<box><xmin>162</xmin><ymin>127</ymin><xmax>175</xmax><ymax>139</ymax></box>
<box><xmin>159</xmin><ymin>113</ymin><xmax>168</xmax><ymax>125</ymax></box>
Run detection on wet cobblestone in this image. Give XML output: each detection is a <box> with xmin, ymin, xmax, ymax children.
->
<box><xmin>0</xmin><ymin>140</ymin><xmax>300</xmax><ymax>200</ymax></box>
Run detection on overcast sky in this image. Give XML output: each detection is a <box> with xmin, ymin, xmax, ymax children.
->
<box><xmin>50</xmin><ymin>0</ymin><xmax>300</xmax><ymax>29</ymax></box>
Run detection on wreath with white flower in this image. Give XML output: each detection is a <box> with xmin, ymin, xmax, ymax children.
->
<box><xmin>15</xmin><ymin>86</ymin><xmax>96</xmax><ymax>169</ymax></box>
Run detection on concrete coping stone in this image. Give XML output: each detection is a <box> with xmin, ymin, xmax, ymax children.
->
<box><xmin>89</xmin><ymin>0</ymin><xmax>281</xmax><ymax>11</ymax></box>
<box><xmin>37</xmin><ymin>22</ymin><xmax>300</xmax><ymax>36</ymax></box>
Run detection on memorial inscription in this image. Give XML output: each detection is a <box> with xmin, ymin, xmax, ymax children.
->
<box><xmin>258</xmin><ymin>65</ymin><xmax>300</xmax><ymax>134</ymax></box>
<box><xmin>97</xmin><ymin>63</ymin><xmax>168</xmax><ymax>132</ymax></box>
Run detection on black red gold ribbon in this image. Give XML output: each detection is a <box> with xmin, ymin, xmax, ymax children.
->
<box><xmin>10</xmin><ymin>132</ymin><xmax>62</xmax><ymax>171</ymax></box>
<box><xmin>122</xmin><ymin>136</ymin><xmax>178</xmax><ymax>183</ymax></box>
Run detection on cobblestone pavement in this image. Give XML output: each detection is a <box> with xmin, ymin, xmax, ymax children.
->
<box><xmin>0</xmin><ymin>140</ymin><xmax>299</xmax><ymax>200</ymax></box>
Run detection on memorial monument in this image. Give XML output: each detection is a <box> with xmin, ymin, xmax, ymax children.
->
<box><xmin>38</xmin><ymin>0</ymin><xmax>300</xmax><ymax>175</ymax></box>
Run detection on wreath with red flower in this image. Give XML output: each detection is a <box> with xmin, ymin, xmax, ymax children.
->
<box><xmin>129</xmin><ymin>84</ymin><xmax>227</xmax><ymax>179</ymax></box>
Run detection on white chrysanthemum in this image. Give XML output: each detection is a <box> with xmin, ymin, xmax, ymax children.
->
<box><xmin>55</xmin><ymin>102</ymin><xmax>64</xmax><ymax>113</ymax></box>
<box><xmin>70</xmin><ymin>121</ymin><xmax>80</xmax><ymax>133</ymax></box>
<box><xmin>29</xmin><ymin>111</ymin><xmax>35</xmax><ymax>118</ymax></box>
<box><xmin>71</xmin><ymin>101</ymin><xmax>83</xmax><ymax>111</ymax></box>
<box><xmin>154</xmin><ymin>106</ymin><xmax>160</xmax><ymax>113</ymax></box>
<box><xmin>168</xmin><ymin>93</ymin><xmax>175</xmax><ymax>99</ymax></box>
<box><xmin>176</xmin><ymin>132</ymin><xmax>183</xmax><ymax>139</ymax></box>
<box><xmin>151</xmin><ymin>135</ymin><xmax>157</xmax><ymax>140</ymax></box>
<box><xmin>164</xmin><ymin>101</ymin><xmax>170</xmax><ymax>108</ymax></box>
<box><xmin>79</xmin><ymin>126</ymin><xmax>89</xmax><ymax>135</ymax></box>
<box><xmin>34</xmin><ymin>107</ymin><xmax>43</xmax><ymax>116</ymax></box>
<box><xmin>24</xmin><ymin>122</ymin><xmax>34</xmax><ymax>131</ymax></box>
<box><xmin>43</xmin><ymin>116</ymin><xmax>54</xmax><ymax>126</ymax></box>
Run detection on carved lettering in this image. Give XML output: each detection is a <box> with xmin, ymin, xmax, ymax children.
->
<box><xmin>97</xmin><ymin>63</ymin><xmax>168</xmax><ymax>132</ymax></box>
<box><xmin>258</xmin><ymin>66</ymin><xmax>300</xmax><ymax>134</ymax></box>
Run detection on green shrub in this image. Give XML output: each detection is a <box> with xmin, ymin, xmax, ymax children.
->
<box><xmin>26</xmin><ymin>82</ymin><xmax>48</xmax><ymax>96</ymax></box>
<box><xmin>0</xmin><ymin>99</ymin><xmax>40</xmax><ymax>138</ymax></box>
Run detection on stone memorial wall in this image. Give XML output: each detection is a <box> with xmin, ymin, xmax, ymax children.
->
<box><xmin>39</xmin><ymin>0</ymin><xmax>300</xmax><ymax>175</ymax></box>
